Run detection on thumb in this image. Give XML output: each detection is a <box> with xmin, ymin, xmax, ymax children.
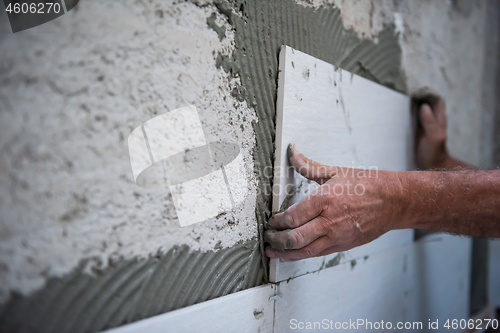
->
<box><xmin>420</xmin><ymin>104</ymin><xmax>440</xmax><ymax>136</ymax></box>
<box><xmin>287</xmin><ymin>144</ymin><xmax>336</xmax><ymax>184</ymax></box>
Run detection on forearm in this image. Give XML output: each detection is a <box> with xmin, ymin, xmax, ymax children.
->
<box><xmin>396</xmin><ymin>170</ymin><xmax>500</xmax><ymax>237</ymax></box>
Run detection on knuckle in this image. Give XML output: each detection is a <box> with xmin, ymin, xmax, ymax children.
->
<box><xmin>438</xmin><ymin>132</ymin><xmax>447</xmax><ymax>142</ymax></box>
<box><xmin>312</xmin><ymin>187</ymin><xmax>328</xmax><ymax>202</ymax></box>
<box><xmin>284</xmin><ymin>211</ymin><xmax>298</xmax><ymax>228</ymax></box>
<box><xmin>430</xmin><ymin>131</ymin><xmax>446</xmax><ymax>143</ymax></box>
<box><xmin>317</xmin><ymin>220</ymin><xmax>330</xmax><ymax>235</ymax></box>
<box><xmin>271</xmin><ymin>212</ymin><xmax>286</xmax><ymax>228</ymax></box>
<box><xmin>326</xmin><ymin>166</ymin><xmax>337</xmax><ymax>179</ymax></box>
<box><xmin>318</xmin><ymin>190</ymin><xmax>331</xmax><ymax>208</ymax></box>
<box><xmin>301</xmin><ymin>246</ymin><xmax>317</xmax><ymax>258</ymax></box>
<box><xmin>289</xmin><ymin>229</ymin><xmax>305</xmax><ymax>249</ymax></box>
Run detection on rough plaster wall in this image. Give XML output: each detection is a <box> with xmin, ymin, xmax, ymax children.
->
<box><xmin>0</xmin><ymin>0</ymin><xmax>497</xmax><ymax>331</ymax></box>
<box><xmin>479</xmin><ymin>0</ymin><xmax>500</xmax><ymax>168</ymax></box>
<box><xmin>398</xmin><ymin>0</ymin><xmax>496</xmax><ymax>167</ymax></box>
<box><xmin>491</xmin><ymin>0</ymin><xmax>500</xmax><ymax>167</ymax></box>
<box><xmin>0</xmin><ymin>0</ymin><xmax>260</xmax><ymax>302</ymax></box>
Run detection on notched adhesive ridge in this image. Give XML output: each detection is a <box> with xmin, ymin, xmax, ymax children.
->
<box><xmin>0</xmin><ymin>240</ymin><xmax>263</xmax><ymax>333</ymax></box>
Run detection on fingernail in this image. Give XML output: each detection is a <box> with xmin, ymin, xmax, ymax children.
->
<box><xmin>264</xmin><ymin>220</ymin><xmax>271</xmax><ymax>230</ymax></box>
<box><xmin>266</xmin><ymin>212</ymin><xmax>278</xmax><ymax>229</ymax></box>
<box><xmin>287</xmin><ymin>143</ymin><xmax>294</xmax><ymax>160</ymax></box>
<box><xmin>264</xmin><ymin>230</ymin><xmax>285</xmax><ymax>251</ymax></box>
<box><xmin>264</xmin><ymin>220</ymin><xmax>269</xmax><ymax>230</ymax></box>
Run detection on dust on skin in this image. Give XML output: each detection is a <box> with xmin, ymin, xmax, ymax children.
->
<box><xmin>264</xmin><ymin>179</ymin><xmax>305</xmax><ymax>250</ymax></box>
<box><xmin>264</xmin><ymin>229</ymin><xmax>286</xmax><ymax>251</ymax></box>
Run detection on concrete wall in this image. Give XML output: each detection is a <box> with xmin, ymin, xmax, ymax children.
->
<box><xmin>0</xmin><ymin>0</ymin><xmax>498</xmax><ymax>332</ymax></box>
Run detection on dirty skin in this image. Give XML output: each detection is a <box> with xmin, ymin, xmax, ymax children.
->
<box><xmin>264</xmin><ymin>229</ymin><xmax>295</xmax><ymax>251</ymax></box>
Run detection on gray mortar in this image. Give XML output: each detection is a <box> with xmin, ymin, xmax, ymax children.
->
<box><xmin>278</xmin><ymin>182</ymin><xmax>304</xmax><ymax>213</ymax></box>
<box><xmin>0</xmin><ymin>240</ymin><xmax>262</xmax><ymax>333</ymax></box>
<box><xmin>206</xmin><ymin>12</ymin><xmax>226</xmax><ymax>41</ymax></box>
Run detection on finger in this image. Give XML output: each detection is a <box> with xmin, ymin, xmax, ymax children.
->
<box><xmin>288</xmin><ymin>144</ymin><xmax>337</xmax><ymax>185</ymax></box>
<box><xmin>433</xmin><ymin>97</ymin><xmax>447</xmax><ymax>128</ymax></box>
<box><xmin>420</xmin><ymin>104</ymin><xmax>440</xmax><ymax>136</ymax></box>
<box><xmin>268</xmin><ymin>190</ymin><xmax>325</xmax><ymax>230</ymax></box>
<box><xmin>265</xmin><ymin>236</ymin><xmax>332</xmax><ymax>261</ymax></box>
<box><xmin>264</xmin><ymin>217</ymin><xmax>327</xmax><ymax>251</ymax></box>
<box><xmin>412</xmin><ymin>88</ymin><xmax>446</xmax><ymax>127</ymax></box>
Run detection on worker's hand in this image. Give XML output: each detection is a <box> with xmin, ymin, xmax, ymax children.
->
<box><xmin>413</xmin><ymin>87</ymin><xmax>450</xmax><ymax>170</ymax></box>
<box><xmin>264</xmin><ymin>145</ymin><xmax>406</xmax><ymax>262</ymax></box>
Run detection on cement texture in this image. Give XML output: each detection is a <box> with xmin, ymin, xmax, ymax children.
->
<box><xmin>0</xmin><ymin>241</ymin><xmax>262</xmax><ymax>333</ymax></box>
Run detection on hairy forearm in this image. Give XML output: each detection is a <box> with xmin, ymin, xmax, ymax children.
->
<box><xmin>396</xmin><ymin>170</ymin><xmax>500</xmax><ymax>237</ymax></box>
